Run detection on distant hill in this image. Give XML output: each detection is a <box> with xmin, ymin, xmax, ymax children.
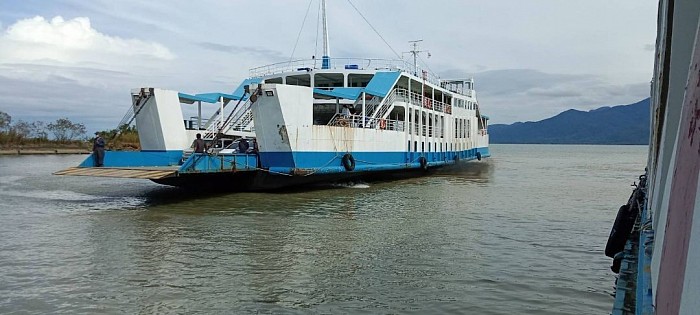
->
<box><xmin>488</xmin><ymin>98</ymin><xmax>650</xmax><ymax>145</ymax></box>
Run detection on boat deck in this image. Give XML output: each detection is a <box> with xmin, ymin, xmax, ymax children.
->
<box><xmin>54</xmin><ymin>166</ymin><xmax>178</xmax><ymax>179</ymax></box>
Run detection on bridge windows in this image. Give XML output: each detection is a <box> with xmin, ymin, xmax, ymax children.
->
<box><xmin>314</xmin><ymin>73</ymin><xmax>344</xmax><ymax>88</ymax></box>
<box><xmin>348</xmin><ymin>74</ymin><xmax>373</xmax><ymax>87</ymax></box>
<box><xmin>265</xmin><ymin>77</ymin><xmax>283</xmax><ymax>84</ymax></box>
<box><xmin>287</xmin><ymin>74</ymin><xmax>311</xmax><ymax>87</ymax></box>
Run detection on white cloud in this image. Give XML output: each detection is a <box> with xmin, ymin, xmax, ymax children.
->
<box><xmin>0</xmin><ymin>16</ymin><xmax>174</xmax><ymax>69</ymax></box>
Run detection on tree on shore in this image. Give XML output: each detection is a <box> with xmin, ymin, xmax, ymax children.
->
<box><xmin>47</xmin><ymin>118</ymin><xmax>86</xmax><ymax>143</ymax></box>
<box><xmin>0</xmin><ymin>111</ymin><xmax>10</xmax><ymax>132</ymax></box>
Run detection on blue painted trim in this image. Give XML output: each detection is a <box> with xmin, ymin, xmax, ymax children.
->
<box><xmin>179</xmin><ymin>153</ymin><xmax>258</xmax><ymax>173</ymax></box>
<box><xmin>259</xmin><ymin>147</ymin><xmax>489</xmax><ymax>174</ymax></box>
<box><xmin>78</xmin><ymin>150</ymin><xmax>183</xmax><ymax>167</ymax></box>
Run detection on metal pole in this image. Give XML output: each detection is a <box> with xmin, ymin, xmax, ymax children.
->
<box><xmin>198</xmin><ymin>101</ymin><xmax>202</xmax><ymax>130</ymax></box>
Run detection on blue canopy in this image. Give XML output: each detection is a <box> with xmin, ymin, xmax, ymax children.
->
<box><xmin>364</xmin><ymin>71</ymin><xmax>401</xmax><ymax>97</ymax></box>
<box><xmin>313</xmin><ymin>87</ymin><xmax>364</xmax><ymax>100</ymax></box>
<box><xmin>178</xmin><ymin>77</ymin><xmax>263</xmax><ymax>104</ymax></box>
<box><xmin>232</xmin><ymin>77</ymin><xmax>263</xmax><ymax>100</ymax></box>
<box><xmin>178</xmin><ymin>92</ymin><xmax>238</xmax><ymax>104</ymax></box>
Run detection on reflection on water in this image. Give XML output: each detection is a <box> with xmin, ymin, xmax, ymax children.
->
<box><xmin>0</xmin><ymin>145</ymin><xmax>647</xmax><ymax>314</ymax></box>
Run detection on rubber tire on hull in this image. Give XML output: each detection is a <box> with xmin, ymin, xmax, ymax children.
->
<box><xmin>419</xmin><ymin>156</ymin><xmax>428</xmax><ymax>171</ymax></box>
<box><xmin>604</xmin><ymin>204</ymin><xmax>638</xmax><ymax>258</ymax></box>
<box><xmin>342</xmin><ymin>153</ymin><xmax>356</xmax><ymax>171</ymax></box>
<box><xmin>476</xmin><ymin>152</ymin><xmax>482</xmax><ymax>161</ymax></box>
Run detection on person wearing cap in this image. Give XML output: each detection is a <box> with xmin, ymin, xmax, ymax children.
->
<box><xmin>92</xmin><ymin>132</ymin><xmax>106</xmax><ymax>167</ymax></box>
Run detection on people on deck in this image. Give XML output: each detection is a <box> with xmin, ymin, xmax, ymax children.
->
<box><xmin>192</xmin><ymin>133</ymin><xmax>206</xmax><ymax>153</ymax></box>
<box><xmin>93</xmin><ymin>132</ymin><xmax>105</xmax><ymax>167</ymax></box>
<box><xmin>238</xmin><ymin>138</ymin><xmax>249</xmax><ymax>153</ymax></box>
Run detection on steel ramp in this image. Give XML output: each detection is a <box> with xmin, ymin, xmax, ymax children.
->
<box><xmin>54</xmin><ymin>166</ymin><xmax>178</xmax><ymax>179</ymax></box>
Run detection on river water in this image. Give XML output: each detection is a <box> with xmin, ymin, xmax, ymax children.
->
<box><xmin>0</xmin><ymin>144</ymin><xmax>647</xmax><ymax>314</ymax></box>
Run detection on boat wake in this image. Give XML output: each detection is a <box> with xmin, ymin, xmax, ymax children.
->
<box><xmin>331</xmin><ymin>181</ymin><xmax>370</xmax><ymax>189</ymax></box>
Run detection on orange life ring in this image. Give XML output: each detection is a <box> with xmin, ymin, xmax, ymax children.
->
<box><xmin>379</xmin><ymin>119</ymin><xmax>387</xmax><ymax>130</ymax></box>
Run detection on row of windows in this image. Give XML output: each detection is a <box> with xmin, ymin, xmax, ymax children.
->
<box><xmin>408</xmin><ymin>141</ymin><xmax>471</xmax><ymax>153</ymax></box>
<box><xmin>264</xmin><ymin>73</ymin><xmax>373</xmax><ymax>88</ymax></box>
<box><xmin>455</xmin><ymin>118</ymin><xmax>471</xmax><ymax>139</ymax></box>
<box><xmin>453</xmin><ymin>98</ymin><xmax>476</xmax><ymax>110</ymax></box>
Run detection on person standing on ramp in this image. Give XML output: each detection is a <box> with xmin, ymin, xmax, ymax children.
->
<box><xmin>93</xmin><ymin>132</ymin><xmax>106</xmax><ymax>167</ymax></box>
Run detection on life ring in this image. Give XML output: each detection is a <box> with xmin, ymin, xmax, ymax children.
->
<box><xmin>379</xmin><ymin>119</ymin><xmax>387</xmax><ymax>130</ymax></box>
<box><xmin>476</xmin><ymin>152</ymin><xmax>482</xmax><ymax>161</ymax></box>
<box><xmin>605</xmin><ymin>204</ymin><xmax>638</xmax><ymax>258</ymax></box>
<box><xmin>419</xmin><ymin>156</ymin><xmax>428</xmax><ymax>171</ymax></box>
<box><xmin>342</xmin><ymin>153</ymin><xmax>355</xmax><ymax>171</ymax></box>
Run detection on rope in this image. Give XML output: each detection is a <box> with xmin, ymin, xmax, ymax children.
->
<box><xmin>346</xmin><ymin>0</ymin><xmax>401</xmax><ymax>59</ymax></box>
<box><xmin>288</xmin><ymin>0</ymin><xmax>315</xmax><ymax>65</ymax></box>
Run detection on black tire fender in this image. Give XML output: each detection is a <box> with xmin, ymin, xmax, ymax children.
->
<box><xmin>605</xmin><ymin>204</ymin><xmax>638</xmax><ymax>258</ymax></box>
<box><xmin>419</xmin><ymin>156</ymin><xmax>428</xmax><ymax>171</ymax></box>
<box><xmin>476</xmin><ymin>152</ymin><xmax>482</xmax><ymax>161</ymax></box>
<box><xmin>342</xmin><ymin>153</ymin><xmax>355</xmax><ymax>171</ymax></box>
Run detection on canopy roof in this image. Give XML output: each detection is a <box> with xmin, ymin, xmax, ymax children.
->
<box><xmin>313</xmin><ymin>87</ymin><xmax>364</xmax><ymax>100</ymax></box>
<box><xmin>364</xmin><ymin>71</ymin><xmax>401</xmax><ymax>97</ymax></box>
<box><xmin>178</xmin><ymin>77</ymin><xmax>264</xmax><ymax>104</ymax></box>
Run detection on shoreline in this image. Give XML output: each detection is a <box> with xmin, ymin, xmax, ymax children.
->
<box><xmin>0</xmin><ymin>149</ymin><xmax>91</xmax><ymax>155</ymax></box>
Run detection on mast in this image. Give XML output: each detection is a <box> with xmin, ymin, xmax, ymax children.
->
<box><xmin>321</xmin><ymin>0</ymin><xmax>331</xmax><ymax>69</ymax></box>
<box><xmin>407</xmin><ymin>39</ymin><xmax>428</xmax><ymax>77</ymax></box>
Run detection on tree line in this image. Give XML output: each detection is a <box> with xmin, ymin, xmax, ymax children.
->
<box><xmin>0</xmin><ymin>110</ymin><xmax>139</xmax><ymax>149</ymax></box>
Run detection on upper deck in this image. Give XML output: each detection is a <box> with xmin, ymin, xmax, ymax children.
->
<box><xmin>249</xmin><ymin>57</ymin><xmax>443</xmax><ymax>87</ymax></box>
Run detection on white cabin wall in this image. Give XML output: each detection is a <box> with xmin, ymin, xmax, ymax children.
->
<box><xmin>679</xmin><ymin>175</ymin><xmax>700</xmax><ymax>314</ymax></box>
<box><xmin>135</xmin><ymin>88</ymin><xmax>189</xmax><ymax>151</ymax></box>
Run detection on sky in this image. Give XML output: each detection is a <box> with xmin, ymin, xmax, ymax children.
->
<box><xmin>0</xmin><ymin>0</ymin><xmax>658</xmax><ymax>132</ymax></box>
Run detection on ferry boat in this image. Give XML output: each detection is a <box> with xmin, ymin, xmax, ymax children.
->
<box><xmin>55</xmin><ymin>0</ymin><xmax>490</xmax><ymax>190</ymax></box>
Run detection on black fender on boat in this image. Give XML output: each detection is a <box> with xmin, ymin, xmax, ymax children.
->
<box><xmin>419</xmin><ymin>156</ymin><xmax>428</xmax><ymax>171</ymax></box>
<box><xmin>605</xmin><ymin>204</ymin><xmax>638</xmax><ymax>258</ymax></box>
<box><xmin>342</xmin><ymin>153</ymin><xmax>355</xmax><ymax>171</ymax></box>
<box><xmin>476</xmin><ymin>152</ymin><xmax>482</xmax><ymax>161</ymax></box>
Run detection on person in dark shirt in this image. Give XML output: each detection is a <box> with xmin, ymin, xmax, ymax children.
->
<box><xmin>192</xmin><ymin>133</ymin><xmax>206</xmax><ymax>153</ymax></box>
<box><xmin>238</xmin><ymin>138</ymin><xmax>249</xmax><ymax>153</ymax></box>
<box><xmin>92</xmin><ymin>132</ymin><xmax>105</xmax><ymax>167</ymax></box>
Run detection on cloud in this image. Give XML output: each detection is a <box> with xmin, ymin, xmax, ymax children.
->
<box><xmin>471</xmin><ymin>69</ymin><xmax>649</xmax><ymax>124</ymax></box>
<box><xmin>199</xmin><ymin>42</ymin><xmax>284</xmax><ymax>60</ymax></box>
<box><xmin>0</xmin><ymin>16</ymin><xmax>174</xmax><ymax>69</ymax></box>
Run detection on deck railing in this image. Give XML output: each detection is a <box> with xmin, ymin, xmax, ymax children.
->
<box><xmin>327</xmin><ymin>114</ymin><xmax>405</xmax><ymax>132</ymax></box>
<box><xmin>394</xmin><ymin>89</ymin><xmax>452</xmax><ymax>114</ymax></box>
<box><xmin>249</xmin><ymin>58</ymin><xmax>442</xmax><ymax>86</ymax></box>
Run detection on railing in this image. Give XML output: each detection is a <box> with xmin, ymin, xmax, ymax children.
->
<box><xmin>202</xmin><ymin>98</ymin><xmax>254</xmax><ymax>139</ymax></box>
<box><xmin>394</xmin><ymin>89</ymin><xmax>452</xmax><ymax>114</ymax></box>
<box><xmin>371</xmin><ymin>88</ymin><xmax>398</xmax><ymax>119</ymax></box>
<box><xmin>327</xmin><ymin>114</ymin><xmax>405</xmax><ymax>132</ymax></box>
<box><xmin>249</xmin><ymin>57</ymin><xmax>442</xmax><ymax>86</ymax></box>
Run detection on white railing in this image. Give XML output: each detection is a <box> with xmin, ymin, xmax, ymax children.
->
<box><xmin>394</xmin><ymin>88</ymin><xmax>452</xmax><ymax>114</ymax></box>
<box><xmin>203</xmin><ymin>99</ymin><xmax>254</xmax><ymax>139</ymax></box>
<box><xmin>327</xmin><ymin>114</ymin><xmax>405</xmax><ymax>132</ymax></box>
<box><xmin>371</xmin><ymin>88</ymin><xmax>398</xmax><ymax>119</ymax></box>
<box><xmin>249</xmin><ymin>57</ymin><xmax>442</xmax><ymax>86</ymax></box>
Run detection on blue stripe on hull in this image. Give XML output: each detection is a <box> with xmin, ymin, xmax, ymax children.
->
<box><xmin>79</xmin><ymin>150</ymin><xmax>183</xmax><ymax>167</ymax></box>
<box><xmin>260</xmin><ymin>147</ymin><xmax>489</xmax><ymax>174</ymax></box>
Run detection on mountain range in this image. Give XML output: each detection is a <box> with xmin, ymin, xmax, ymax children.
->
<box><xmin>487</xmin><ymin>98</ymin><xmax>650</xmax><ymax>145</ymax></box>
